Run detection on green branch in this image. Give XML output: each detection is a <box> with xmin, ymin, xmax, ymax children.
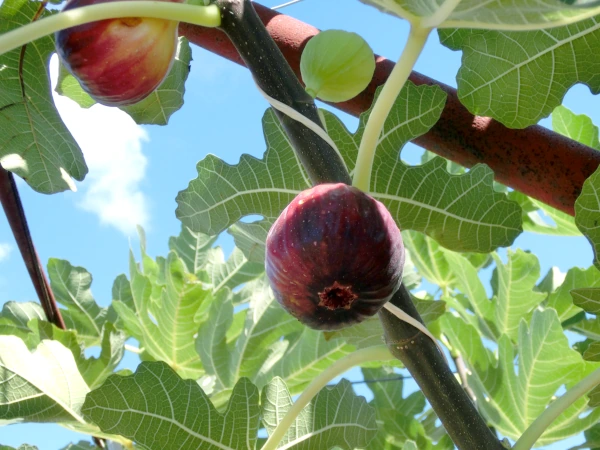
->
<box><xmin>0</xmin><ymin>1</ymin><xmax>221</xmax><ymax>56</ymax></box>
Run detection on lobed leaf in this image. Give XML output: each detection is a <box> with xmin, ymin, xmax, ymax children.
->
<box><xmin>112</xmin><ymin>251</ymin><xmax>212</xmax><ymax>379</ymax></box>
<box><xmin>25</xmin><ymin>319</ymin><xmax>124</xmax><ymax>389</ymax></box>
<box><xmin>178</xmin><ymin>83</ymin><xmax>521</xmax><ymax>253</ymax></box>
<box><xmin>0</xmin><ymin>0</ymin><xmax>87</xmax><ymax>193</ymax></box>
<box><xmin>402</xmin><ymin>230</ymin><xmax>455</xmax><ymax>289</ymax></box>
<box><xmin>202</xmin><ymin>246</ymin><xmax>264</xmax><ymax>293</ymax></box>
<box><xmin>255</xmin><ymin>327</ymin><xmax>354</xmax><ymax>393</ymax></box>
<box><xmin>440</xmin><ymin>309</ymin><xmax>600</xmax><ymax>445</ymax></box>
<box><xmin>490</xmin><ymin>250</ymin><xmax>546</xmax><ymax>340</ymax></box>
<box><xmin>553</xmin><ymin>105</ymin><xmax>600</xmax><ymax>150</ymax></box>
<box><xmin>359</xmin><ymin>0</ymin><xmax>600</xmax><ymax>29</ymax></box>
<box><xmin>48</xmin><ymin>259</ymin><xmax>108</xmax><ymax>346</ymax></box>
<box><xmin>548</xmin><ymin>266</ymin><xmax>600</xmax><ymax>320</ymax></box>
<box><xmin>82</xmin><ymin>362</ymin><xmax>260</xmax><ymax>450</ymax></box>
<box><xmin>575</xmin><ymin>165</ymin><xmax>600</xmax><ymax>270</ymax></box>
<box><xmin>443</xmin><ymin>249</ymin><xmax>545</xmax><ymax>341</ymax></box>
<box><xmin>261</xmin><ymin>377</ymin><xmax>377</xmax><ymax>449</ymax></box>
<box><xmin>361</xmin><ymin>366</ymin><xmax>436</xmax><ymax>449</ymax></box>
<box><xmin>228</xmin><ymin>220</ymin><xmax>271</xmax><ymax>264</ymax></box>
<box><xmin>0</xmin><ymin>336</ymin><xmax>88</xmax><ymax>424</ymax></box>
<box><xmin>0</xmin><ymin>301</ymin><xmax>46</xmax><ymax>341</ymax></box>
<box><xmin>197</xmin><ymin>276</ymin><xmax>303</xmax><ymax>395</ymax></box>
<box><xmin>168</xmin><ymin>225</ymin><xmax>217</xmax><ymax>275</ymax></box>
<box><xmin>440</xmin><ymin>19</ymin><xmax>600</xmax><ymax>128</ymax></box>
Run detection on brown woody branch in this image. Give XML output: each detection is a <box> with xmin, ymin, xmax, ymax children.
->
<box><xmin>0</xmin><ymin>166</ymin><xmax>66</xmax><ymax>328</ymax></box>
<box><xmin>179</xmin><ymin>2</ymin><xmax>600</xmax><ymax>216</ymax></box>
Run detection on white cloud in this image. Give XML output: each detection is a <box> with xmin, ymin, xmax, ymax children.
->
<box><xmin>49</xmin><ymin>54</ymin><xmax>150</xmax><ymax>235</ymax></box>
<box><xmin>0</xmin><ymin>243</ymin><xmax>12</xmax><ymax>262</ymax></box>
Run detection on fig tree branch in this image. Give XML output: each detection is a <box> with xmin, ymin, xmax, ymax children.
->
<box><xmin>379</xmin><ymin>286</ymin><xmax>504</xmax><ymax>449</ymax></box>
<box><xmin>215</xmin><ymin>2</ymin><xmax>504</xmax><ymax>448</ymax></box>
<box><xmin>179</xmin><ymin>2</ymin><xmax>600</xmax><ymax>216</ymax></box>
<box><xmin>214</xmin><ymin>0</ymin><xmax>350</xmax><ymax>185</ymax></box>
<box><xmin>0</xmin><ymin>166</ymin><xmax>66</xmax><ymax>330</ymax></box>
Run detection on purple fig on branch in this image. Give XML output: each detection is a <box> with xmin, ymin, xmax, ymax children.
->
<box><xmin>266</xmin><ymin>183</ymin><xmax>405</xmax><ymax>330</ymax></box>
<box><xmin>55</xmin><ymin>0</ymin><xmax>182</xmax><ymax>106</ymax></box>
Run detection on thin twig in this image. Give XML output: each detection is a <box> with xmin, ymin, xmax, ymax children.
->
<box><xmin>453</xmin><ymin>353</ymin><xmax>477</xmax><ymax>402</ymax></box>
<box><xmin>271</xmin><ymin>0</ymin><xmax>303</xmax><ymax>10</ymax></box>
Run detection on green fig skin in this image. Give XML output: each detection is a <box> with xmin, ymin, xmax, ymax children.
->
<box><xmin>265</xmin><ymin>183</ymin><xmax>405</xmax><ymax>331</ymax></box>
<box><xmin>55</xmin><ymin>0</ymin><xmax>182</xmax><ymax>107</ymax></box>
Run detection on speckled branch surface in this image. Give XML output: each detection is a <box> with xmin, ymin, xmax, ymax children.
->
<box><xmin>180</xmin><ymin>2</ymin><xmax>600</xmax><ymax>216</ymax></box>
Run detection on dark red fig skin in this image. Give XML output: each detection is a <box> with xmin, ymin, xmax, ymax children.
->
<box><xmin>265</xmin><ymin>183</ymin><xmax>405</xmax><ymax>330</ymax></box>
<box><xmin>55</xmin><ymin>0</ymin><xmax>182</xmax><ymax>107</ymax></box>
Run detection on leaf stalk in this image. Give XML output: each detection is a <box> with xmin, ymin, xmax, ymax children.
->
<box><xmin>352</xmin><ymin>25</ymin><xmax>430</xmax><ymax>192</ymax></box>
<box><xmin>513</xmin><ymin>366</ymin><xmax>600</xmax><ymax>450</ymax></box>
<box><xmin>261</xmin><ymin>345</ymin><xmax>392</xmax><ymax>450</ymax></box>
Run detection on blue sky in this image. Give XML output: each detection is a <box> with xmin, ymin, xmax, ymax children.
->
<box><xmin>0</xmin><ymin>0</ymin><xmax>598</xmax><ymax>448</ymax></box>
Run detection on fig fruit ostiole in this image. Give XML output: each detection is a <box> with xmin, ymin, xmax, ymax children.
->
<box><xmin>265</xmin><ymin>183</ymin><xmax>405</xmax><ymax>331</ymax></box>
<box><xmin>55</xmin><ymin>0</ymin><xmax>182</xmax><ymax>106</ymax></box>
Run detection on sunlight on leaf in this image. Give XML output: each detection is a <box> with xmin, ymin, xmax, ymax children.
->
<box><xmin>440</xmin><ymin>309</ymin><xmax>600</xmax><ymax>445</ymax></box>
<box><xmin>111</xmin><ymin>251</ymin><xmax>212</xmax><ymax>379</ymax></box>
<box><xmin>0</xmin><ymin>0</ymin><xmax>87</xmax><ymax>193</ymax></box>
<box><xmin>168</xmin><ymin>225</ymin><xmax>217</xmax><ymax>275</ymax></box>
<box><xmin>0</xmin><ymin>336</ymin><xmax>88</xmax><ymax>424</ymax></box>
<box><xmin>359</xmin><ymin>0</ymin><xmax>600</xmax><ymax>29</ymax></box>
<box><xmin>262</xmin><ymin>377</ymin><xmax>377</xmax><ymax>449</ymax></box>
<box><xmin>548</xmin><ymin>266</ymin><xmax>600</xmax><ymax>320</ymax></box>
<box><xmin>48</xmin><ymin>259</ymin><xmax>108</xmax><ymax>347</ymax></box>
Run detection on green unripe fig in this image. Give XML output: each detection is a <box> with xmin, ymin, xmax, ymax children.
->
<box><xmin>300</xmin><ymin>30</ymin><xmax>375</xmax><ymax>103</ymax></box>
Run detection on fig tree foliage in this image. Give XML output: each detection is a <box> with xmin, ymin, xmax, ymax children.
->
<box><xmin>1</xmin><ymin>0</ymin><xmax>600</xmax><ymax>449</ymax></box>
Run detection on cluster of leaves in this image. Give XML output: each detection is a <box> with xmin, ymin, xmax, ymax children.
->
<box><xmin>0</xmin><ymin>221</ymin><xmax>443</xmax><ymax>449</ymax></box>
<box><xmin>1</xmin><ymin>92</ymin><xmax>599</xmax><ymax>449</ymax></box>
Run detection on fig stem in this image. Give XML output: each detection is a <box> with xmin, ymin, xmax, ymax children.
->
<box><xmin>352</xmin><ymin>24</ymin><xmax>430</xmax><ymax>192</ymax></box>
<box><xmin>0</xmin><ymin>1</ymin><xmax>221</xmax><ymax>57</ymax></box>
<box><xmin>261</xmin><ymin>345</ymin><xmax>392</xmax><ymax>450</ymax></box>
<box><xmin>380</xmin><ymin>285</ymin><xmax>506</xmax><ymax>449</ymax></box>
<box><xmin>215</xmin><ymin>0</ymin><xmax>351</xmax><ymax>185</ymax></box>
<box><xmin>513</xmin><ymin>366</ymin><xmax>600</xmax><ymax>450</ymax></box>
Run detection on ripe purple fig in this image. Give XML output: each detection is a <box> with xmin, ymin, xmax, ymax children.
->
<box><xmin>265</xmin><ymin>183</ymin><xmax>405</xmax><ymax>330</ymax></box>
<box><xmin>55</xmin><ymin>0</ymin><xmax>182</xmax><ymax>106</ymax></box>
